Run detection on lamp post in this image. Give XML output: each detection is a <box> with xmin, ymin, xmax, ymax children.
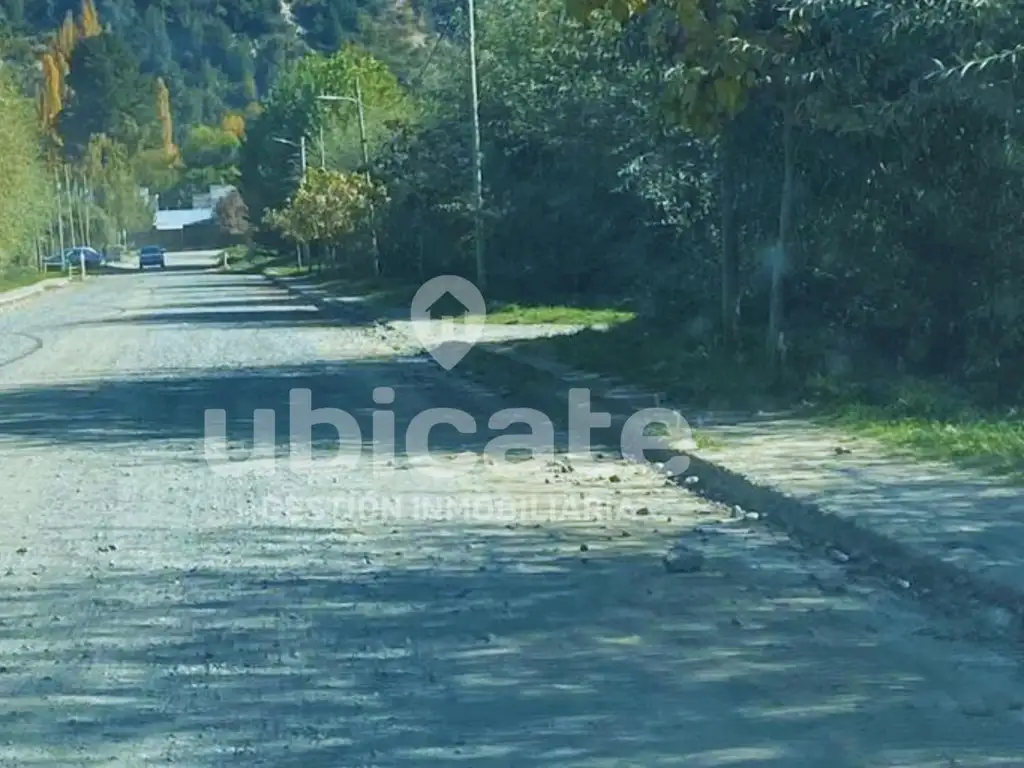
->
<box><xmin>271</xmin><ymin>135</ymin><xmax>308</xmax><ymax>269</ymax></box>
<box><xmin>466</xmin><ymin>0</ymin><xmax>485</xmax><ymax>291</ymax></box>
<box><xmin>318</xmin><ymin>83</ymin><xmax>381</xmax><ymax>277</ymax></box>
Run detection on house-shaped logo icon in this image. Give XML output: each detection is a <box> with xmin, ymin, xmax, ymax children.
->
<box><xmin>409</xmin><ymin>275</ymin><xmax>486</xmax><ymax>370</ymax></box>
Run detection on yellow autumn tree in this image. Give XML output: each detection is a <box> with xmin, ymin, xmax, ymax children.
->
<box><xmin>38</xmin><ymin>51</ymin><xmax>63</xmax><ymax>136</ymax></box>
<box><xmin>156</xmin><ymin>77</ymin><xmax>178</xmax><ymax>160</ymax></box>
<box><xmin>79</xmin><ymin>0</ymin><xmax>102</xmax><ymax>37</ymax></box>
<box><xmin>220</xmin><ymin>112</ymin><xmax>246</xmax><ymax>139</ymax></box>
<box><xmin>53</xmin><ymin>11</ymin><xmax>77</xmax><ymax>72</ymax></box>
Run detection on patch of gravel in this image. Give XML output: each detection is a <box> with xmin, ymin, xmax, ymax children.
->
<box><xmin>0</xmin><ymin>269</ymin><xmax>1022</xmax><ymax>765</ymax></box>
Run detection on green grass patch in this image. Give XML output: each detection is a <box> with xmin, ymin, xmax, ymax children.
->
<box><xmin>484</xmin><ymin>302</ymin><xmax>635</xmax><ymax>326</ymax></box>
<box><xmin>817</xmin><ymin>391</ymin><xmax>1024</xmax><ymax>479</ymax></box>
<box><xmin>504</xmin><ymin>318</ymin><xmax>1024</xmax><ymax>479</ymax></box>
<box><xmin>529</xmin><ymin>320</ymin><xmax>779</xmax><ymax>412</ymax></box>
<box><xmin>0</xmin><ymin>268</ymin><xmax>48</xmax><ymax>293</ymax></box>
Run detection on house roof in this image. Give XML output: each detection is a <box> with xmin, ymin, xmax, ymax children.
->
<box><xmin>154</xmin><ymin>208</ymin><xmax>214</xmax><ymax>230</ymax></box>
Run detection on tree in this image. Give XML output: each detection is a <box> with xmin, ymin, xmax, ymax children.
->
<box><xmin>156</xmin><ymin>77</ymin><xmax>178</xmax><ymax>160</ymax></box>
<box><xmin>265</xmin><ymin>168</ymin><xmax>381</xmax><ymax>248</ymax></box>
<box><xmin>79</xmin><ymin>0</ymin><xmax>102</xmax><ymax>38</ymax></box>
<box><xmin>53</xmin><ymin>10</ymin><xmax>77</xmax><ymax>72</ymax></box>
<box><xmin>215</xmin><ymin>189</ymin><xmax>251</xmax><ymax>237</ymax></box>
<box><xmin>82</xmin><ymin>133</ymin><xmax>153</xmax><ymax>242</ymax></box>
<box><xmin>239</xmin><ymin>45</ymin><xmax>410</xmax><ymax>231</ymax></box>
<box><xmin>38</xmin><ymin>50</ymin><xmax>63</xmax><ymax>139</ymax></box>
<box><xmin>221</xmin><ymin>112</ymin><xmax>246</xmax><ymax>139</ymax></box>
<box><xmin>182</xmin><ymin>123</ymin><xmax>240</xmax><ymax>169</ymax></box>
<box><xmin>0</xmin><ymin>70</ymin><xmax>53</xmax><ymax>269</ymax></box>
<box><xmin>57</xmin><ymin>33</ymin><xmax>154</xmax><ymax>157</ymax></box>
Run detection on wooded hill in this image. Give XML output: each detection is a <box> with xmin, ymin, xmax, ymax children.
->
<box><xmin>0</xmin><ymin>0</ymin><xmax>437</xmax><ymax>129</ymax></box>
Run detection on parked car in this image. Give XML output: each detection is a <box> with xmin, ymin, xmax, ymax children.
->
<box><xmin>43</xmin><ymin>246</ymin><xmax>105</xmax><ymax>271</ymax></box>
<box><xmin>139</xmin><ymin>245</ymin><xmax>166</xmax><ymax>270</ymax></box>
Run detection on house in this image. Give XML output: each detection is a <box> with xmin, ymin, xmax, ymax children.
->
<box><xmin>135</xmin><ymin>185</ymin><xmax>238</xmax><ymax>249</ymax></box>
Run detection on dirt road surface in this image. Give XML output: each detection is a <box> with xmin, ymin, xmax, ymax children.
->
<box><xmin>0</xmin><ymin>255</ymin><xmax>1022</xmax><ymax>766</ymax></box>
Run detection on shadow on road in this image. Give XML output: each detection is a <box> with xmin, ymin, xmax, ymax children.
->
<box><xmin>70</xmin><ymin>308</ymin><xmax>336</xmax><ymax>329</ymax></box>
<box><xmin>89</xmin><ymin>263</ymin><xmax>222</xmax><ymax>276</ymax></box>
<box><xmin>3</xmin><ymin>525</ymin><xmax>1019</xmax><ymax>765</ymax></box>
<box><xmin>0</xmin><ymin>356</ymin><xmax>619</xmax><ymax>459</ymax></box>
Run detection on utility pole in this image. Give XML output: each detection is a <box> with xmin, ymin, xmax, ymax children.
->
<box><xmin>317</xmin><ymin>84</ymin><xmax>381</xmax><ymax>276</ymax></box>
<box><xmin>467</xmin><ymin>0</ymin><xmax>486</xmax><ymax>291</ymax></box>
<box><xmin>354</xmin><ymin>77</ymin><xmax>381</xmax><ymax>277</ymax></box>
<box><xmin>64</xmin><ymin>164</ymin><xmax>77</xmax><ymax>248</ymax></box>
<box><xmin>81</xmin><ymin>177</ymin><xmax>92</xmax><ymax>246</ymax></box>
<box><xmin>299</xmin><ymin>135</ymin><xmax>308</xmax><ymax>269</ymax></box>
<box><xmin>53</xmin><ymin>166</ymin><xmax>65</xmax><ymax>256</ymax></box>
<box><xmin>273</xmin><ymin>135</ymin><xmax>309</xmax><ymax>269</ymax></box>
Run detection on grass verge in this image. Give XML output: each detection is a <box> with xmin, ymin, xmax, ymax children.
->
<box><xmin>484</xmin><ymin>302</ymin><xmax>635</xmax><ymax>326</ymax></box>
<box><xmin>249</xmin><ymin>257</ymin><xmax>1024</xmax><ymax>479</ymax></box>
<box><xmin>0</xmin><ymin>269</ymin><xmax>51</xmax><ymax>294</ymax></box>
<box><xmin>523</xmin><ymin>320</ymin><xmax>1024</xmax><ymax>479</ymax></box>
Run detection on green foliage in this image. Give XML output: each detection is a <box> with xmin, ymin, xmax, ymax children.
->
<box><xmin>182</xmin><ymin>124</ymin><xmax>241</xmax><ymax>170</ymax></box>
<box><xmin>0</xmin><ymin>69</ymin><xmax>52</xmax><ymax>267</ymax></box>
<box><xmin>57</xmin><ymin>33</ymin><xmax>155</xmax><ymax>157</ymax></box>
<box><xmin>265</xmin><ymin>167</ymin><xmax>382</xmax><ymax>244</ymax></box>
<box><xmin>84</xmin><ymin>134</ymin><xmax>155</xmax><ymax>239</ymax></box>
<box><xmin>218</xmin><ymin>0</ymin><xmax>1024</xmax><ymax>408</ymax></box>
<box><xmin>239</xmin><ymin>44</ymin><xmax>409</xmax><ymax>228</ymax></box>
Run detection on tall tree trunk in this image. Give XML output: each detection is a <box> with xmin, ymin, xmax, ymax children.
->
<box><xmin>719</xmin><ymin>124</ymin><xmax>740</xmax><ymax>348</ymax></box>
<box><xmin>768</xmin><ymin>89</ymin><xmax>795</xmax><ymax>371</ymax></box>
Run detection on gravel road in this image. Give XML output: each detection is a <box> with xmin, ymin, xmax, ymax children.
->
<box><xmin>0</xmin><ymin>255</ymin><xmax>1022</xmax><ymax>766</ymax></box>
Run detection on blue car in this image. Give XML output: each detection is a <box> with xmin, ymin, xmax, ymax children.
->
<box><xmin>43</xmin><ymin>246</ymin><xmax>105</xmax><ymax>270</ymax></box>
<box><xmin>139</xmin><ymin>246</ymin><xmax>166</xmax><ymax>270</ymax></box>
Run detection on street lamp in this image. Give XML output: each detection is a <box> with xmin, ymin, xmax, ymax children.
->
<box><xmin>271</xmin><ymin>135</ymin><xmax>308</xmax><ymax>270</ymax></box>
<box><xmin>317</xmin><ymin>83</ymin><xmax>381</xmax><ymax>277</ymax></box>
<box><xmin>271</xmin><ymin>135</ymin><xmax>307</xmax><ymax>175</ymax></box>
<box><xmin>317</xmin><ymin>86</ymin><xmax>370</xmax><ymax>177</ymax></box>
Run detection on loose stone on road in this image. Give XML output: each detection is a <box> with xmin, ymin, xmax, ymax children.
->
<box><xmin>0</xmin><ymin>256</ymin><xmax>1021</xmax><ymax>765</ymax></box>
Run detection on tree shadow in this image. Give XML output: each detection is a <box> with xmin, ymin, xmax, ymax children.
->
<box><xmin>0</xmin><ymin>355</ymin><xmax>620</xmax><ymax>459</ymax></box>
<box><xmin>3</xmin><ymin>524</ymin><xmax>1021</xmax><ymax>765</ymax></box>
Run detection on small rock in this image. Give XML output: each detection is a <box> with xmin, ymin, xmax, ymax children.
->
<box><xmin>579</xmin><ymin>544</ymin><xmax>589</xmax><ymax>552</ymax></box>
<box><xmin>634</xmin><ymin>507</ymin><xmax>650</xmax><ymax>516</ymax></box>
<box><xmin>664</xmin><ymin>545</ymin><xmax>704</xmax><ymax>573</ymax></box>
<box><xmin>683</xmin><ymin>475</ymin><xmax>699</xmax><ymax>486</ymax></box>
<box><xmin>833</xmin><ymin>446</ymin><xmax>852</xmax><ymax>455</ymax></box>
<box><xmin>609</xmin><ymin>474</ymin><xmax>621</xmax><ymax>483</ymax></box>
<box><xmin>15</xmin><ymin>548</ymin><xmax>26</xmax><ymax>555</ymax></box>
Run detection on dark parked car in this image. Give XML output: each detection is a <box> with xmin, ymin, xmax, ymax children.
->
<box><xmin>43</xmin><ymin>246</ymin><xmax>105</xmax><ymax>271</ymax></box>
<box><xmin>139</xmin><ymin>246</ymin><xmax>166</xmax><ymax>270</ymax></box>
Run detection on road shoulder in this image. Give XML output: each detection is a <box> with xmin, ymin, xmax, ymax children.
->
<box><xmin>262</xmin><ymin>268</ymin><xmax>1024</xmax><ymax>649</ymax></box>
